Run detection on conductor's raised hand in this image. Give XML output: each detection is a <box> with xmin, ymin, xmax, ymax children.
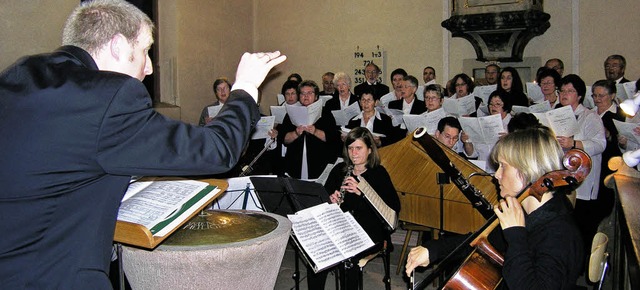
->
<box><xmin>234</xmin><ymin>51</ymin><xmax>287</xmax><ymax>102</ymax></box>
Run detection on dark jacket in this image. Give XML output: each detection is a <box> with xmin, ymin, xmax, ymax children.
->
<box><xmin>0</xmin><ymin>46</ymin><xmax>260</xmax><ymax>289</ymax></box>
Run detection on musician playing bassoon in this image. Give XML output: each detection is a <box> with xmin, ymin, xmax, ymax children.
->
<box><xmin>406</xmin><ymin>126</ymin><xmax>584</xmax><ymax>289</ymax></box>
<box><xmin>307</xmin><ymin>127</ymin><xmax>401</xmax><ymax>290</ymax></box>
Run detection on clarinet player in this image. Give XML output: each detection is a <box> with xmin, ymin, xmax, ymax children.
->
<box><xmin>307</xmin><ymin>127</ymin><xmax>401</xmax><ymax>289</ymax></box>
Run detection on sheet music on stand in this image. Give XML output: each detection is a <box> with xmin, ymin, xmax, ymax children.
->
<box><xmin>250</xmin><ymin>176</ymin><xmax>330</xmax><ymax>216</ymax></box>
<box><xmin>208</xmin><ymin>176</ymin><xmax>267</xmax><ymax>211</ymax></box>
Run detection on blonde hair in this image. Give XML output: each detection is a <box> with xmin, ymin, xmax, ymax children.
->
<box><xmin>62</xmin><ymin>0</ymin><xmax>154</xmax><ymax>56</ymax></box>
<box><xmin>490</xmin><ymin>126</ymin><xmax>564</xmax><ymax>184</ymax></box>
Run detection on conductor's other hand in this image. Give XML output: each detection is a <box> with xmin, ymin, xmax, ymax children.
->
<box><xmin>233</xmin><ymin>51</ymin><xmax>287</xmax><ymax>102</ymax></box>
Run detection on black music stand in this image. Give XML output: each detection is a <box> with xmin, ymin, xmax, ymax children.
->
<box><xmin>250</xmin><ymin>176</ymin><xmax>330</xmax><ymax>290</ymax></box>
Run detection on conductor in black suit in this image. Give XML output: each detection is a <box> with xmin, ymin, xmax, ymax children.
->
<box><xmin>354</xmin><ymin>62</ymin><xmax>390</xmax><ymax>100</ymax></box>
<box><xmin>0</xmin><ymin>0</ymin><xmax>286</xmax><ymax>289</ymax></box>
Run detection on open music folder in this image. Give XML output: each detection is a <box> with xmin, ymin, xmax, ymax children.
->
<box><xmin>288</xmin><ymin>203</ymin><xmax>374</xmax><ymax>273</ymax></box>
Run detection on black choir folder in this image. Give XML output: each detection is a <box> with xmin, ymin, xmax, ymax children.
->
<box><xmin>288</xmin><ymin>203</ymin><xmax>375</xmax><ymax>273</ymax></box>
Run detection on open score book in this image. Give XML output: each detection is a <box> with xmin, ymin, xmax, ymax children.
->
<box><xmin>288</xmin><ymin>203</ymin><xmax>374</xmax><ymax>273</ymax></box>
<box><xmin>115</xmin><ymin>178</ymin><xmax>221</xmax><ymax>247</ymax></box>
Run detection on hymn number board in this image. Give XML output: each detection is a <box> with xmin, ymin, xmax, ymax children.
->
<box><xmin>353</xmin><ymin>46</ymin><xmax>386</xmax><ymax>85</ymax></box>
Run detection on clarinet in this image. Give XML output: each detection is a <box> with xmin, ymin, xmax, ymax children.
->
<box><xmin>337</xmin><ymin>165</ymin><xmax>354</xmax><ymax>205</ymax></box>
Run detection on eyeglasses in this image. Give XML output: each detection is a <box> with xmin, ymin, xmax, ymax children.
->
<box><xmin>454</xmin><ymin>83</ymin><xmax>466</xmax><ymax>87</ymax></box>
<box><xmin>489</xmin><ymin>102</ymin><xmax>504</xmax><ymax>107</ymax></box>
<box><xmin>442</xmin><ymin>134</ymin><xmax>459</xmax><ymax>142</ymax></box>
<box><xmin>300</xmin><ymin>91</ymin><xmax>315</xmax><ymax>96</ymax></box>
<box><xmin>426</xmin><ymin>96</ymin><xmax>441</xmax><ymax>101</ymax></box>
<box><xmin>540</xmin><ymin>81</ymin><xmax>555</xmax><ymax>86</ymax></box>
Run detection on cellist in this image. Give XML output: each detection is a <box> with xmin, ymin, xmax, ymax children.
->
<box><xmin>406</xmin><ymin>125</ymin><xmax>585</xmax><ymax>289</ymax></box>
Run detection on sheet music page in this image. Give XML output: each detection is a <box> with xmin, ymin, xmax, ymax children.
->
<box><xmin>421</xmin><ymin>108</ymin><xmax>447</xmax><ymax>135</ymax></box>
<box><xmin>319</xmin><ymin>95</ymin><xmax>333</xmax><ymax>107</ymax></box>
<box><xmin>288</xmin><ymin>204</ymin><xmax>345</xmax><ymax>270</ymax></box>
<box><xmin>478</xmin><ymin>114</ymin><xmax>505</xmax><ymax>144</ymax></box>
<box><xmin>344</xmin><ymin>101</ymin><xmax>362</xmax><ymax>119</ymax></box>
<box><xmin>613</xmin><ymin>119</ymin><xmax>640</xmax><ymax>144</ymax></box>
<box><xmin>251</xmin><ymin>116</ymin><xmax>275</xmax><ymax>140</ymax></box>
<box><xmin>402</xmin><ymin>114</ymin><xmax>425</xmax><ymax>134</ymax></box>
<box><xmin>331</xmin><ymin>111</ymin><xmax>350</xmax><ymax>126</ymax></box>
<box><xmin>122</xmin><ymin>180</ymin><xmax>153</xmax><ymax>202</ymax></box>
<box><xmin>270</xmin><ymin>106</ymin><xmax>287</xmax><ymax>124</ymax></box>
<box><xmin>117</xmin><ymin>180</ymin><xmax>208</xmax><ymax>230</ymax></box>
<box><xmin>379</xmin><ymin>92</ymin><xmax>396</xmax><ymax>107</ymax></box>
<box><xmin>616</xmin><ymin>83</ymin><xmax>628</xmax><ymax>101</ymax></box>
<box><xmin>277</xmin><ymin>93</ymin><xmax>285</xmax><ymax>105</ymax></box>
<box><xmin>623</xmin><ymin>81</ymin><xmax>638</xmax><ymax>101</ymax></box>
<box><xmin>377</xmin><ymin>106</ymin><xmax>404</xmax><ymax>127</ymax></box>
<box><xmin>443</xmin><ymin>94</ymin><xmax>476</xmax><ymax>117</ymax></box>
<box><xmin>526</xmin><ymin>82</ymin><xmax>544</xmax><ymax>103</ymax></box>
<box><xmin>314</xmin><ymin>203</ymin><xmax>374</xmax><ymax>258</ymax></box>
<box><xmin>474</xmin><ymin>84</ymin><xmax>497</xmax><ymax>105</ymax></box>
<box><xmin>511</xmin><ymin>105</ymin><xmax>531</xmax><ymax>114</ymax></box>
<box><xmin>316</xmin><ymin>158</ymin><xmax>345</xmax><ymax>186</ymax></box>
<box><xmin>539</xmin><ymin>106</ymin><xmax>578</xmax><ymax>137</ymax></box>
<box><xmin>528</xmin><ymin>101</ymin><xmax>552</xmax><ymax>113</ymax></box>
<box><xmin>458</xmin><ymin>94</ymin><xmax>478</xmax><ymax>116</ymax></box>
<box><xmin>458</xmin><ymin>116</ymin><xmax>484</xmax><ymax>144</ymax></box>
<box><xmin>357</xmin><ymin>177</ymin><xmax>397</xmax><ymax>230</ymax></box>
<box><xmin>286</xmin><ymin>100</ymin><xmax>322</xmax><ymax>126</ymax></box>
<box><xmin>207</xmin><ymin>105</ymin><xmax>223</xmax><ymax>118</ymax></box>
<box><xmin>512</xmin><ymin>101</ymin><xmax>552</xmax><ymax>114</ymax></box>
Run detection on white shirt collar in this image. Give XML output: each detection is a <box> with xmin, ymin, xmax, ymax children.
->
<box><xmin>591</xmin><ymin>103</ymin><xmax>617</xmax><ymax>117</ymax></box>
<box><xmin>353</xmin><ymin>110</ymin><xmax>382</xmax><ymax>121</ymax></box>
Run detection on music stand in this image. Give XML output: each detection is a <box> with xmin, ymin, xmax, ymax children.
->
<box><xmin>250</xmin><ymin>176</ymin><xmax>330</xmax><ymax>290</ymax></box>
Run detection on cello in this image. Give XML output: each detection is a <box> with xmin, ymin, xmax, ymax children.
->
<box><xmin>411</xmin><ymin>128</ymin><xmax>592</xmax><ymax>290</ymax></box>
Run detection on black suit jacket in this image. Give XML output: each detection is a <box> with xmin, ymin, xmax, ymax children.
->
<box><xmin>323</xmin><ymin>93</ymin><xmax>358</xmax><ymax>114</ymax></box>
<box><xmin>388</xmin><ymin>98</ymin><xmax>427</xmax><ymax>115</ymax></box>
<box><xmin>345</xmin><ymin>113</ymin><xmax>402</xmax><ymax>147</ymax></box>
<box><xmin>354</xmin><ymin>82</ymin><xmax>389</xmax><ymax>100</ymax></box>
<box><xmin>0</xmin><ymin>46</ymin><xmax>260</xmax><ymax>289</ymax></box>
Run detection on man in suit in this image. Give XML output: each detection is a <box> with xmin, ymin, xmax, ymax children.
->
<box><xmin>354</xmin><ymin>62</ymin><xmax>389</xmax><ymax>100</ymax></box>
<box><xmin>0</xmin><ymin>0</ymin><xmax>286</xmax><ymax>288</ymax></box>
<box><xmin>388</xmin><ymin>75</ymin><xmax>426</xmax><ymax>135</ymax></box>
<box><xmin>604</xmin><ymin>54</ymin><xmax>630</xmax><ymax>84</ymax></box>
<box><xmin>388</xmin><ymin>75</ymin><xmax>426</xmax><ymax>115</ymax></box>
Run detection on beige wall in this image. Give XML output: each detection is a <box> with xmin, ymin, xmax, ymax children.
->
<box><xmin>3</xmin><ymin>1</ymin><xmax>640</xmax><ymax>123</ymax></box>
<box><xmin>255</xmin><ymin>0</ymin><xmax>640</xmax><ymax>113</ymax></box>
<box><xmin>1</xmin><ymin>0</ymin><xmax>77</xmax><ymax>70</ymax></box>
<box><xmin>156</xmin><ymin>1</ymin><xmax>254</xmax><ymax>124</ymax></box>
